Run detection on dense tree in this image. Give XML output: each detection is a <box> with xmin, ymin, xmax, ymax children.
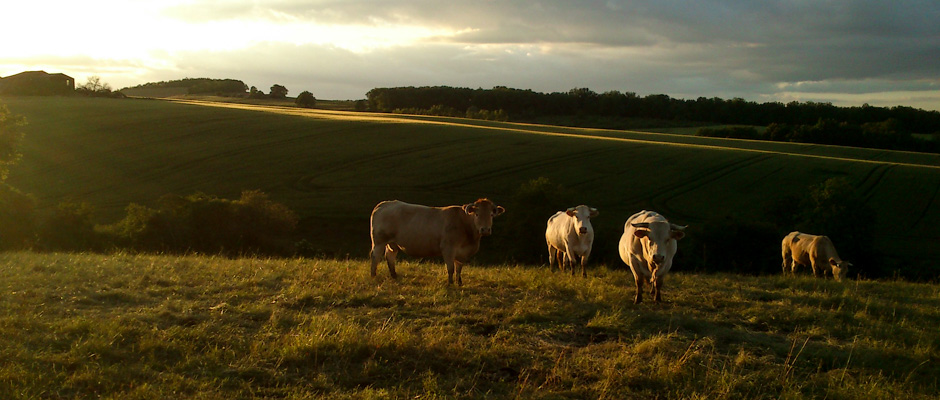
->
<box><xmin>295</xmin><ymin>91</ymin><xmax>316</xmax><ymax>108</ymax></box>
<box><xmin>269</xmin><ymin>84</ymin><xmax>288</xmax><ymax>99</ymax></box>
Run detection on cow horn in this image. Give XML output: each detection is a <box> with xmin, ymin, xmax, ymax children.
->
<box><xmin>462</xmin><ymin>203</ymin><xmax>475</xmax><ymax>214</ymax></box>
<box><xmin>671</xmin><ymin>224</ymin><xmax>687</xmax><ymax>231</ymax></box>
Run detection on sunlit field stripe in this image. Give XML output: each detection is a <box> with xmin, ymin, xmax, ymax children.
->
<box><xmin>170</xmin><ymin>98</ymin><xmax>940</xmax><ymax>171</ymax></box>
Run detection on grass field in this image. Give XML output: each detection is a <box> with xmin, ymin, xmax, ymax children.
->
<box><xmin>2</xmin><ymin>97</ymin><xmax>940</xmax><ymax>398</ymax></box>
<box><xmin>4</xmin><ymin>96</ymin><xmax>940</xmax><ymax>266</ymax></box>
<box><xmin>1</xmin><ymin>251</ymin><xmax>937</xmax><ymax>399</ymax></box>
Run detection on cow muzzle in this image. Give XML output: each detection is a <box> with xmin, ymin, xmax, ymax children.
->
<box><xmin>652</xmin><ymin>254</ymin><xmax>665</xmax><ymax>265</ymax></box>
<box><xmin>479</xmin><ymin>227</ymin><xmax>492</xmax><ymax>236</ymax></box>
<box><xmin>578</xmin><ymin>227</ymin><xmax>588</xmax><ymax>235</ymax></box>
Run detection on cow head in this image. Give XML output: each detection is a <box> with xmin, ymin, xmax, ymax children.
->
<box><xmin>829</xmin><ymin>258</ymin><xmax>851</xmax><ymax>281</ymax></box>
<box><xmin>632</xmin><ymin>221</ymin><xmax>686</xmax><ymax>266</ymax></box>
<box><xmin>566</xmin><ymin>205</ymin><xmax>598</xmax><ymax>236</ymax></box>
<box><xmin>463</xmin><ymin>198</ymin><xmax>505</xmax><ymax>236</ymax></box>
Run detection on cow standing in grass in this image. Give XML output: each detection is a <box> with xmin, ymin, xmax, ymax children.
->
<box><xmin>545</xmin><ymin>205</ymin><xmax>598</xmax><ymax>277</ymax></box>
<box><xmin>369</xmin><ymin>199</ymin><xmax>504</xmax><ymax>285</ymax></box>
<box><xmin>781</xmin><ymin>231</ymin><xmax>851</xmax><ymax>281</ymax></box>
<box><xmin>619</xmin><ymin>210</ymin><xmax>686</xmax><ymax>304</ymax></box>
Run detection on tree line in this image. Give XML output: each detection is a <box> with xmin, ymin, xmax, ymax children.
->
<box><xmin>123</xmin><ymin>78</ymin><xmax>249</xmax><ymax>95</ymax></box>
<box><xmin>366</xmin><ymin>86</ymin><xmax>940</xmax><ymax>135</ymax></box>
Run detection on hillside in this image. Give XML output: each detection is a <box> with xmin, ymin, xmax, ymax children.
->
<box><xmin>4</xmin><ymin>96</ymin><xmax>940</xmax><ymax>273</ymax></box>
<box><xmin>1</xmin><ymin>252</ymin><xmax>937</xmax><ymax>398</ymax></box>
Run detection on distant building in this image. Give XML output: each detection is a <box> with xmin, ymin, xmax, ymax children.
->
<box><xmin>0</xmin><ymin>70</ymin><xmax>75</xmax><ymax>95</ymax></box>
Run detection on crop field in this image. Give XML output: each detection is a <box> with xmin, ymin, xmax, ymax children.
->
<box><xmin>4</xmin><ymin>96</ymin><xmax>940</xmax><ymax>264</ymax></box>
<box><xmin>1</xmin><ymin>252</ymin><xmax>938</xmax><ymax>399</ymax></box>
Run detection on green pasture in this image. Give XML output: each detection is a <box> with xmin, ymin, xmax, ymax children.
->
<box><xmin>4</xmin><ymin>96</ymin><xmax>940</xmax><ymax>264</ymax></box>
<box><xmin>1</xmin><ymin>252</ymin><xmax>938</xmax><ymax>399</ymax></box>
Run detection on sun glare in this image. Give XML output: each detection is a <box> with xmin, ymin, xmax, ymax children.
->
<box><xmin>2</xmin><ymin>0</ymin><xmax>459</xmax><ymax>64</ymax></box>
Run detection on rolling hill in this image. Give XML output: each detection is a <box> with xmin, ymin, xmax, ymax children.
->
<box><xmin>4</xmin><ymin>96</ymin><xmax>940</xmax><ymax>272</ymax></box>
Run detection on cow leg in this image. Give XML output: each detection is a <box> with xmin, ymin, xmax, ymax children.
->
<box><xmin>455</xmin><ymin>260</ymin><xmax>464</xmax><ymax>286</ymax></box>
<box><xmin>632</xmin><ymin>270</ymin><xmax>644</xmax><ymax>304</ymax></box>
<box><xmin>370</xmin><ymin>243</ymin><xmax>385</xmax><ymax>277</ymax></box>
<box><xmin>547</xmin><ymin>244</ymin><xmax>556</xmax><ymax>272</ymax></box>
<box><xmin>567</xmin><ymin>252</ymin><xmax>577</xmax><ymax>276</ymax></box>
<box><xmin>580</xmin><ymin>254</ymin><xmax>588</xmax><ymax>278</ymax></box>
<box><xmin>651</xmin><ymin>276</ymin><xmax>664</xmax><ymax>302</ymax></box>
<box><xmin>384</xmin><ymin>244</ymin><xmax>400</xmax><ymax>279</ymax></box>
<box><xmin>810</xmin><ymin>261</ymin><xmax>820</xmax><ymax>278</ymax></box>
<box><xmin>442</xmin><ymin>250</ymin><xmax>457</xmax><ymax>285</ymax></box>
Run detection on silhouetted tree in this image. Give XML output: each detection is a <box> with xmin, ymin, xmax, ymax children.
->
<box><xmin>270</xmin><ymin>84</ymin><xmax>288</xmax><ymax>99</ymax></box>
<box><xmin>295</xmin><ymin>91</ymin><xmax>316</xmax><ymax>108</ymax></box>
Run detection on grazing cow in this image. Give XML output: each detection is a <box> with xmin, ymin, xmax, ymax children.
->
<box><xmin>618</xmin><ymin>210</ymin><xmax>687</xmax><ymax>304</ymax></box>
<box><xmin>370</xmin><ymin>199</ymin><xmax>505</xmax><ymax>285</ymax></box>
<box><xmin>545</xmin><ymin>205</ymin><xmax>598</xmax><ymax>277</ymax></box>
<box><xmin>781</xmin><ymin>231</ymin><xmax>851</xmax><ymax>281</ymax></box>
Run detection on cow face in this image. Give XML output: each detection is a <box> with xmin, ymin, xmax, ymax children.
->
<box><xmin>566</xmin><ymin>205</ymin><xmax>598</xmax><ymax>236</ymax></box>
<box><xmin>829</xmin><ymin>259</ymin><xmax>851</xmax><ymax>281</ymax></box>
<box><xmin>632</xmin><ymin>221</ymin><xmax>686</xmax><ymax>266</ymax></box>
<box><xmin>463</xmin><ymin>198</ymin><xmax>505</xmax><ymax>236</ymax></box>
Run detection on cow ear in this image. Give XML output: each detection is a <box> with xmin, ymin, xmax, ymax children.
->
<box><xmin>589</xmin><ymin>208</ymin><xmax>599</xmax><ymax>218</ymax></box>
<box><xmin>671</xmin><ymin>230</ymin><xmax>686</xmax><ymax>241</ymax></box>
<box><xmin>829</xmin><ymin>258</ymin><xmax>838</xmax><ymax>266</ymax></box>
<box><xmin>494</xmin><ymin>206</ymin><xmax>505</xmax><ymax>216</ymax></box>
<box><xmin>566</xmin><ymin>208</ymin><xmax>576</xmax><ymax>217</ymax></box>
<box><xmin>462</xmin><ymin>204</ymin><xmax>475</xmax><ymax>214</ymax></box>
<box><xmin>633</xmin><ymin>229</ymin><xmax>649</xmax><ymax>238</ymax></box>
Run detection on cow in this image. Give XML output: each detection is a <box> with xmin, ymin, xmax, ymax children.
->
<box><xmin>545</xmin><ymin>205</ymin><xmax>598</xmax><ymax>277</ymax></box>
<box><xmin>369</xmin><ymin>199</ymin><xmax>505</xmax><ymax>285</ymax></box>
<box><xmin>618</xmin><ymin>210</ymin><xmax>686</xmax><ymax>304</ymax></box>
<box><xmin>781</xmin><ymin>231</ymin><xmax>851</xmax><ymax>281</ymax></box>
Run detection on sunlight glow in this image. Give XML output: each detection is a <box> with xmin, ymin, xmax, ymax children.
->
<box><xmin>1</xmin><ymin>0</ymin><xmax>460</xmax><ymax>61</ymax></box>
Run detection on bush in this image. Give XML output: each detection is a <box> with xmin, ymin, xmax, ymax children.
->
<box><xmin>104</xmin><ymin>190</ymin><xmax>298</xmax><ymax>256</ymax></box>
<box><xmin>0</xmin><ymin>184</ymin><xmax>36</xmax><ymax>250</ymax></box>
<box><xmin>38</xmin><ymin>201</ymin><xmax>102</xmax><ymax>251</ymax></box>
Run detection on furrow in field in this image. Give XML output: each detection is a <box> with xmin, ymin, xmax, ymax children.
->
<box><xmin>910</xmin><ymin>179</ymin><xmax>940</xmax><ymax>231</ymax></box>
<box><xmin>288</xmin><ymin>137</ymin><xmax>483</xmax><ymax>192</ymax></box>
<box><xmin>610</xmin><ymin>154</ymin><xmax>770</xmax><ymax>219</ymax></box>
<box><xmin>857</xmin><ymin>164</ymin><xmax>895</xmax><ymax>202</ymax></box>
<box><xmin>422</xmin><ymin>147</ymin><xmax>623</xmax><ymax>191</ymax></box>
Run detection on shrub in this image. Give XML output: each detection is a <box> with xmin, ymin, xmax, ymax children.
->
<box><xmin>0</xmin><ymin>184</ymin><xmax>36</xmax><ymax>250</ymax></box>
<box><xmin>38</xmin><ymin>201</ymin><xmax>102</xmax><ymax>251</ymax></box>
<box><xmin>104</xmin><ymin>190</ymin><xmax>298</xmax><ymax>256</ymax></box>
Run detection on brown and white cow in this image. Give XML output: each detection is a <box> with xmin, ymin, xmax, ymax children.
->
<box><xmin>781</xmin><ymin>231</ymin><xmax>851</xmax><ymax>281</ymax></box>
<box><xmin>369</xmin><ymin>199</ymin><xmax>505</xmax><ymax>285</ymax></box>
<box><xmin>545</xmin><ymin>205</ymin><xmax>598</xmax><ymax>277</ymax></box>
<box><xmin>618</xmin><ymin>210</ymin><xmax>686</xmax><ymax>304</ymax></box>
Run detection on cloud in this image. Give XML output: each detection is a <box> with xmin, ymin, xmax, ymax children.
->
<box><xmin>6</xmin><ymin>0</ymin><xmax>940</xmax><ymax>110</ymax></box>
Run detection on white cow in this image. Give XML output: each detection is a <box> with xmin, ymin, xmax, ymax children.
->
<box><xmin>781</xmin><ymin>231</ymin><xmax>851</xmax><ymax>281</ymax></box>
<box><xmin>618</xmin><ymin>210</ymin><xmax>686</xmax><ymax>304</ymax></box>
<box><xmin>545</xmin><ymin>205</ymin><xmax>598</xmax><ymax>277</ymax></box>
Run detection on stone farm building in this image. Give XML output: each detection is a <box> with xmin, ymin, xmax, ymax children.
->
<box><xmin>0</xmin><ymin>71</ymin><xmax>75</xmax><ymax>95</ymax></box>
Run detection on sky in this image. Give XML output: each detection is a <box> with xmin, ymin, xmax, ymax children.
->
<box><xmin>3</xmin><ymin>0</ymin><xmax>939</xmax><ymax>111</ymax></box>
